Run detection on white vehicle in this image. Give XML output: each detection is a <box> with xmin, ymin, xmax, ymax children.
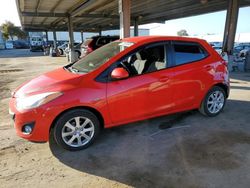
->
<box><xmin>30</xmin><ymin>36</ymin><xmax>43</xmax><ymax>51</ymax></box>
<box><xmin>58</xmin><ymin>42</ymin><xmax>69</xmax><ymax>55</ymax></box>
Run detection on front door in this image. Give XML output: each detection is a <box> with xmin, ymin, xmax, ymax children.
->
<box><xmin>106</xmin><ymin>43</ymin><xmax>174</xmax><ymax>125</ymax></box>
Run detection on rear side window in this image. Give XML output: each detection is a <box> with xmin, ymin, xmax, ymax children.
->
<box><xmin>96</xmin><ymin>38</ymin><xmax>108</xmax><ymax>46</ymax></box>
<box><xmin>173</xmin><ymin>41</ymin><xmax>208</xmax><ymax>65</ymax></box>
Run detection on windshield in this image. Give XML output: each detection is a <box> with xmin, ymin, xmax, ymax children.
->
<box><xmin>71</xmin><ymin>41</ymin><xmax>134</xmax><ymax>73</ymax></box>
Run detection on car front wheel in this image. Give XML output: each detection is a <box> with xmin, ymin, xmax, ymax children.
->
<box><xmin>199</xmin><ymin>86</ymin><xmax>226</xmax><ymax>117</ymax></box>
<box><xmin>53</xmin><ymin>109</ymin><xmax>100</xmax><ymax>151</ymax></box>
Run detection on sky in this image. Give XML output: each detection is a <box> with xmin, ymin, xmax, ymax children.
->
<box><xmin>144</xmin><ymin>6</ymin><xmax>250</xmax><ymax>36</ymax></box>
<box><xmin>0</xmin><ymin>0</ymin><xmax>249</xmax><ymax>36</ymax></box>
<box><xmin>0</xmin><ymin>0</ymin><xmax>21</xmax><ymax>26</ymax></box>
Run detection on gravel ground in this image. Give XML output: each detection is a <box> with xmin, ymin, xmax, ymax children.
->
<box><xmin>0</xmin><ymin>49</ymin><xmax>250</xmax><ymax>188</ymax></box>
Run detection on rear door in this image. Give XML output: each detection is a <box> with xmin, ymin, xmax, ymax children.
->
<box><xmin>169</xmin><ymin>41</ymin><xmax>210</xmax><ymax>111</ymax></box>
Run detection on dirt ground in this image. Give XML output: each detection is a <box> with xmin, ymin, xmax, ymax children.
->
<box><xmin>0</xmin><ymin>49</ymin><xmax>250</xmax><ymax>188</ymax></box>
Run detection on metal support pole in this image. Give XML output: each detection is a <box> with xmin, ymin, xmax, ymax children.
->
<box><xmin>68</xmin><ymin>16</ymin><xmax>76</xmax><ymax>63</ymax></box>
<box><xmin>53</xmin><ymin>30</ymin><xmax>57</xmax><ymax>48</ymax></box>
<box><xmin>222</xmin><ymin>0</ymin><xmax>239</xmax><ymax>72</ymax></box>
<box><xmin>45</xmin><ymin>31</ymin><xmax>48</xmax><ymax>42</ymax></box>
<box><xmin>81</xmin><ymin>31</ymin><xmax>84</xmax><ymax>42</ymax></box>
<box><xmin>222</xmin><ymin>0</ymin><xmax>239</xmax><ymax>54</ymax></box>
<box><xmin>99</xmin><ymin>29</ymin><xmax>102</xmax><ymax>36</ymax></box>
<box><xmin>119</xmin><ymin>0</ymin><xmax>131</xmax><ymax>39</ymax></box>
<box><xmin>134</xmin><ymin>17</ymin><xmax>138</xmax><ymax>36</ymax></box>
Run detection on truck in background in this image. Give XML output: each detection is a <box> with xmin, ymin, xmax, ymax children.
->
<box><xmin>29</xmin><ymin>36</ymin><xmax>43</xmax><ymax>52</ymax></box>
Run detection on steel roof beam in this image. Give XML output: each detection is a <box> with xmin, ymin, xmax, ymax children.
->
<box><xmin>71</xmin><ymin>0</ymin><xmax>96</xmax><ymax>17</ymax></box>
<box><xmin>41</xmin><ymin>0</ymin><xmax>63</xmax><ymax>26</ymax></box>
<box><xmin>35</xmin><ymin>0</ymin><xmax>42</xmax><ymax>12</ymax></box>
<box><xmin>21</xmin><ymin>12</ymin><xmax>120</xmax><ymax>19</ymax></box>
<box><xmin>22</xmin><ymin>12</ymin><xmax>67</xmax><ymax>17</ymax></box>
<box><xmin>51</xmin><ymin>0</ymin><xmax>94</xmax><ymax>27</ymax></box>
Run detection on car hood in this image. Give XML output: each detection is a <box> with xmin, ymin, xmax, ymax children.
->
<box><xmin>13</xmin><ymin>68</ymin><xmax>83</xmax><ymax>98</ymax></box>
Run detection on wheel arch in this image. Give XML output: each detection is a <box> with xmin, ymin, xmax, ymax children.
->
<box><xmin>49</xmin><ymin>106</ymin><xmax>104</xmax><ymax>133</ymax></box>
<box><xmin>213</xmin><ymin>83</ymin><xmax>229</xmax><ymax>98</ymax></box>
<box><xmin>199</xmin><ymin>82</ymin><xmax>229</xmax><ymax>108</ymax></box>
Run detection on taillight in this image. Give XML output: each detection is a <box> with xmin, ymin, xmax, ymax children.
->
<box><xmin>221</xmin><ymin>59</ymin><xmax>228</xmax><ymax>66</ymax></box>
<box><xmin>87</xmin><ymin>46</ymin><xmax>93</xmax><ymax>53</ymax></box>
<box><xmin>87</xmin><ymin>40</ymin><xmax>94</xmax><ymax>54</ymax></box>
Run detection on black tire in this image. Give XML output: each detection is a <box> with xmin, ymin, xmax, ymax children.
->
<box><xmin>199</xmin><ymin>86</ymin><xmax>226</xmax><ymax>117</ymax></box>
<box><xmin>59</xmin><ymin>49</ymin><xmax>63</xmax><ymax>55</ymax></box>
<box><xmin>53</xmin><ymin>109</ymin><xmax>100</xmax><ymax>151</ymax></box>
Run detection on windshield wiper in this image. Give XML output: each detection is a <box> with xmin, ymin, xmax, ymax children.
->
<box><xmin>64</xmin><ymin>65</ymin><xmax>79</xmax><ymax>73</ymax></box>
<box><xmin>69</xmin><ymin>67</ymin><xmax>80</xmax><ymax>73</ymax></box>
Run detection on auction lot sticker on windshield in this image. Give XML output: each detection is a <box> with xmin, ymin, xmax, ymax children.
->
<box><xmin>119</xmin><ymin>42</ymin><xmax>134</xmax><ymax>47</ymax></box>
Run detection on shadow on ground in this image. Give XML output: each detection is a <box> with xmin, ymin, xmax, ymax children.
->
<box><xmin>0</xmin><ymin>49</ymin><xmax>44</xmax><ymax>58</ymax></box>
<box><xmin>230</xmin><ymin>72</ymin><xmax>250</xmax><ymax>82</ymax></box>
<box><xmin>49</xmin><ymin>99</ymin><xmax>250</xmax><ymax>187</ymax></box>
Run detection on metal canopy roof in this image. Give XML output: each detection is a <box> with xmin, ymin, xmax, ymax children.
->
<box><xmin>16</xmin><ymin>0</ymin><xmax>250</xmax><ymax>32</ymax></box>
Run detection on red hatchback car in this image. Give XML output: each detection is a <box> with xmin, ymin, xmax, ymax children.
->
<box><xmin>9</xmin><ymin>36</ymin><xmax>229</xmax><ymax>150</ymax></box>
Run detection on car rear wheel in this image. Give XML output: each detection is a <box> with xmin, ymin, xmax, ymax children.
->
<box><xmin>199</xmin><ymin>86</ymin><xmax>226</xmax><ymax>117</ymax></box>
<box><xmin>59</xmin><ymin>49</ymin><xmax>63</xmax><ymax>55</ymax></box>
<box><xmin>53</xmin><ymin>109</ymin><xmax>100</xmax><ymax>151</ymax></box>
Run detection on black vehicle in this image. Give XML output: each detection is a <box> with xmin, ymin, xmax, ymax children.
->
<box><xmin>13</xmin><ymin>40</ymin><xmax>30</xmax><ymax>49</ymax></box>
<box><xmin>80</xmin><ymin>35</ymin><xmax>119</xmax><ymax>57</ymax></box>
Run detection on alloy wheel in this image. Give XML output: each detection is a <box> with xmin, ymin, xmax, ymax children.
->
<box><xmin>206</xmin><ymin>90</ymin><xmax>225</xmax><ymax>114</ymax></box>
<box><xmin>61</xmin><ymin>116</ymin><xmax>94</xmax><ymax>147</ymax></box>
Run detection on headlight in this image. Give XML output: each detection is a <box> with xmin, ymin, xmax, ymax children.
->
<box><xmin>16</xmin><ymin>92</ymin><xmax>63</xmax><ymax>111</ymax></box>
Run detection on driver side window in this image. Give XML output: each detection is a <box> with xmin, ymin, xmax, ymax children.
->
<box><xmin>120</xmin><ymin>44</ymin><xmax>166</xmax><ymax>76</ymax></box>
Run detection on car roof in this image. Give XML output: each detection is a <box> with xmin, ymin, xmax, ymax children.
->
<box><xmin>92</xmin><ymin>35</ymin><xmax>119</xmax><ymax>39</ymax></box>
<box><xmin>121</xmin><ymin>36</ymin><xmax>207</xmax><ymax>44</ymax></box>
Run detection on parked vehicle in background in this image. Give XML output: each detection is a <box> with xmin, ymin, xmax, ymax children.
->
<box><xmin>9</xmin><ymin>36</ymin><xmax>229</xmax><ymax>151</ymax></box>
<box><xmin>5</xmin><ymin>41</ymin><xmax>14</xmax><ymax>49</ymax></box>
<box><xmin>30</xmin><ymin>36</ymin><xmax>43</xmax><ymax>52</ymax></box>
<box><xmin>209</xmin><ymin>42</ymin><xmax>222</xmax><ymax>54</ymax></box>
<box><xmin>209</xmin><ymin>42</ymin><xmax>222</xmax><ymax>47</ymax></box>
<box><xmin>213</xmin><ymin>46</ymin><xmax>222</xmax><ymax>54</ymax></box>
<box><xmin>0</xmin><ymin>43</ymin><xmax>5</xmax><ymax>49</ymax></box>
<box><xmin>233</xmin><ymin>44</ymin><xmax>250</xmax><ymax>57</ymax></box>
<box><xmin>13</xmin><ymin>40</ymin><xmax>30</xmax><ymax>49</ymax></box>
<box><xmin>239</xmin><ymin>46</ymin><xmax>250</xmax><ymax>58</ymax></box>
<box><xmin>57</xmin><ymin>41</ymin><xmax>68</xmax><ymax>46</ymax></box>
<box><xmin>59</xmin><ymin>42</ymin><xmax>79</xmax><ymax>55</ymax></box>
<box><xmin>64</xmin><ymin>42</ymin><xmax>81</xmax><ymax>57</ymax></box>
<box><xmin>80</xmin><ymin>35</ymin><xmax>119</xmax><ymax>57</ymax></box>
<box><xmin>58</xmin><ymin>42</ymin><xmax>68</xmax><ymax>55</ymax></box>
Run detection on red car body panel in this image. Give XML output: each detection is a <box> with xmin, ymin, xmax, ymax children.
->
<box><xmin>9</xmin><ymin>36</ymin><xmax>229</xmax><ymax>142</ymax></box>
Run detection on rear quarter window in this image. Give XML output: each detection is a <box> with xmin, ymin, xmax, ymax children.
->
<box><xmin>172</xmin><ymin>41</ymin><xmax>208</xmax><ymax>66</ymax></box>
<box><xmin>96</xmin><ymin>38</ymin><xmax>108</xmax><ymax>46</ymax></box>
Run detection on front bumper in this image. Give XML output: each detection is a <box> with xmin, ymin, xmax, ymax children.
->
<box><xmin>9</xmin><ymin>98</ymin><xmax>58</xmax><ymax>142</ymax></box>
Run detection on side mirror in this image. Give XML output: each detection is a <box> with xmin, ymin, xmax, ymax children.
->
<box><xmin>111</xmin><ymin>67</ymin><xmax>129</xmax><ymax>80</ymax></box>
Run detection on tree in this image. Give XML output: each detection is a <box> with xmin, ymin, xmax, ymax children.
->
<box><xmin>177</xmin><ymin>29</ymin><xmax>189</xmax><ymax>36</ymax></box>
<box><xmin>0</xmin><ymin>21</ymin><xmax>27</xmax><ymax>40</ymax></box>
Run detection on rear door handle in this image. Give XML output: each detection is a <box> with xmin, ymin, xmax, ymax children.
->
<box><xmin>205</xmin><ymin>65</ymin><xmax>212</xmax><ymax>70</ymax></box>
<box><xmin>159</xmin><ymin>76</ymin><xmax>169</xmax><ymax>82</ymax></box>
